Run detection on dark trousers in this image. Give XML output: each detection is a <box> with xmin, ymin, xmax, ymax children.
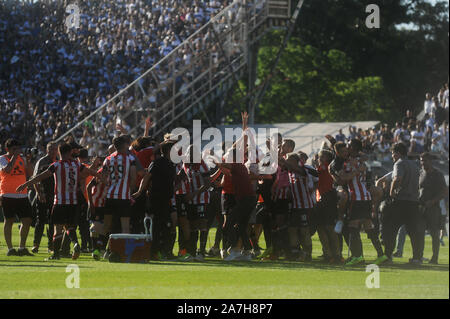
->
<box><xmin>151</xmin><ymin>202</ymin><xmax>171</xmax><ymax>256</ymax></box>
<box><xmin>424</xmin><ymin>205</ymin><xmax>442</xmax><ymax>260</ymax></box>
<box><xmin>227</xmin><ymin>196</ymin><xmax>256</xmax><ymax>251</ymax></box>
<box><xmin>131</xmin><ymin>193</ymin><xmax>147</xmax><ymax>234</ymax></box>
<box><xmin>207</xmin><ymin>191</ymin><xmax>223</xmax><ymax>248</ymax></box>
<box><xmin>382</xmin><ymin>200</ymin><xmax>424</xmax><ymax>260</ymax></box>
<box><xmin>33</xmin><ymin>201</ymin><xmax>54</xmax><ymax>249</ymax></box>
<box><xmin>78</xmin><ymin>201</ymin><xmax>91</xmax><ymax>249</ymax></box>
<box><xmin>260</xmin><ymin>202</ymin><xmax>273</xmax><ymax>249</ymax></box>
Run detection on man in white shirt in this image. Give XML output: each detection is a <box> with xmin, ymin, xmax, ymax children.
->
<box><xmin>393</xmin><ymin>122</ymin><xmax>403</xmax><ymax>142</ymax></box>
<box><xmin>410</xmin><ymin>124</ymin><xmax>425</xmax><ymax>154</ymax></box>
<box><xmin>424</xmin><ymin>93</ymin><xmax>433</xmax><ymax>116</ymax></box>
<box><xmin>440</xmin><ymin>121</ymin><xmax>449</xmax><ymax>152</ymax></box>
<box><xmin>431</xmin><ymin>124</ymin><xmax>444</xmax><ymax>153</ymax></box>
<box><xmin>424</xmin><ymin>113</ymin><xmax>435</xmax><ymax>131</ymax></box>
<box><xmin>443</xmin><ymin>83</ymin><xmax>449</xmax><ymax>110</ymax></box>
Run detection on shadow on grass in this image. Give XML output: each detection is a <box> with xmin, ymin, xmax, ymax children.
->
<box><xmin>0</xmin><ymin>259</ymin><xmax>92</xmax><ymax>268</ymax></box>
<box><xmin>147</xmin><ymin>258</ymin><xmax>449</xmax><ymax>272</ymax></box>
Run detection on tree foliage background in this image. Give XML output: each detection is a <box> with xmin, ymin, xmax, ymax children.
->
<box><xmin>225</xmin><ymin>0</ymin><xmax>449</xmax><ymax>124</ymax></box>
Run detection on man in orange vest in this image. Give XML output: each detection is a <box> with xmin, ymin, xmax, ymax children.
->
<box><xmin>0</xmin><ymin>139</ymin><xmax>34</xmax><ymax>256</ymax></box>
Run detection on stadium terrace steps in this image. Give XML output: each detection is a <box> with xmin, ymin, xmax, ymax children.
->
<box><xmin>56</xmin><ymin>1</ymin><xmax>291</xmax><ymax>145</ymax></box>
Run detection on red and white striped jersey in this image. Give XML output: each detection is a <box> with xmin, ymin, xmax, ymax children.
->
<box><xmin>91</xmin><ymin>170</ymin><xmax>108</xmax><ymax>208</ymax></box>
<box><xmin>49</xmin><ymin>160</ymin><xmax>81</xmax><ymax>205</ymax></box>
<box><xmin>344</xmin><ymin>160</ymin><xmax>371</xmax><ymax>201</ymax></box>
<box><xmin>275</xmin><ymin>186</ymin><xmax>291</xmax><ymax>200</ymax></box>
<box><xmin>183</xmin><ymin>161</ymin><xmax>210</xmax><ymax>205</ymax></box>
<box><xmin>305</xmin><ymin>164</ymin><xmax>318</xmax><ymax>205</ymax></box>
<box><xmin>103</xmin><ymin>152</ymin><xmax>136</xmax><ymax>200</ymax></box>
<box><xmin>175</xmin><ymin>163</ymin><xmax>189</xmax><ymax>195</ymax></box>
<box><xmin>275</xmin><ymin>158</ymin><xmax>290</xmax><ymax>200</ymax></box>
<box><xmin>307</xmin><ymin>173</ymin><xmax>318</xmax><ymax>205</ymax></box>
<box><xmin>288</xmin><ymin>169</ymin><xmax>314</xmax><ymax>209</ymax></box>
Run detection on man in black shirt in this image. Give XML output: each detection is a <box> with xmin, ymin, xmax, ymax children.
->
<box><xmin>328</xmin><ymin>142</ymin><xmax>350</xmax><ymax>230</ymax></box>
<box><xmin>256</xmin><ymin>135</ymin><xmax>281</xmax><ymax>259</ymax></box>
<box><xmin>419</xmin><ymin>153</ymin><xmax>448</xmax><ymax>264</ymax></box>
<box><xmin>32</xmin><ymin>141</ymin><xmax>58</xmax><ymax>253</ymax></box>
<box><xmin>328</xmin><ymin>142</ymin><xmax>351</xmax><ymax>259</ymax></box>
<box><xmin>133</xmin><ymin>139</ymin><xmax>176</xmax><ymax>259</ymax></box>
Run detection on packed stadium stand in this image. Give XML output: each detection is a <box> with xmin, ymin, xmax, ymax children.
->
<box><xmin>0</xmin><ymin>0</ymin><xmax>235</xmax><ymax>150</ymax></box>
<box><xmin>0</xmin><ymin>0</ymin><xmax>447</xmax><ymax>171</ymax></box>
<box><xmin>0</xmin><ymin>0</ymin><xmax>292</xmax><ymax>156</ymax></box>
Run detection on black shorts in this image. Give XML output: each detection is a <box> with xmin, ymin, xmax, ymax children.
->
<box><xmin>348</xmin><ymin>200</ymin><xmax>372</xmax><ymax>221</ymax></box>
<box><xmin>175</xmin><ymin>194</ymin><xmax>188</xmax><ymax>217</ymax></box>
<box><xmin>132</xmin><ymin>193</ymin><xmax>147</xmax><ymax>217</ymax></box>
<box><xmin>423</xmin><ymin>205</ymin><xmax>442</xmax><ymax>231</ymax></box>
<box><xmin>229</xmin><ymin>196</ymin><xmax>257</xmax><ymax>226</ymax></box>
<box><xmin>187</xmin><ymin>204</ymin><xmax>207</xmax><ymax>220</ymax></box>
<box><xmin>104</xmin><ymin>199</ymin><xmax>131</xmax><ymax>218</ymax></box>
<box><xmin>207</xmin><ymin>190</ymin><xmax>222</xmax><ymax>219</ymax></box>
<box><xmin>314</xmin><ymin>190</ymin><xmax>338</xmax><ymax>225</ymax></box>
<box><xmin>248</xmin><ymin>203</ymin><xmax>258</xmax><ymax>224</ymax></box>
<box><xmin>52</xmin><ymin>204</ymin><xmax>79</xmax><ymax>225</ymax></box>
<box><xmin>273</xmin><ymin>198</ymin><xmax>290</xmax><ymax>215</ymax></box>
<box><xmin>289</xmin><ymin>208</ymin><xmax>311</xmax><ymax>227</ymax></box>
<box><xmin>221</xmin><ymin>193</ymin><xmax>236</xmax><ymax>215</ymax></box>
<box><xmin>150</xmin><ymin>200</ymin><xmax>171</xmax><ymax>217</ymax></box>
<box><xmin>90</xmin><ymin>206</ymin><xmax>106</xmax><ymax>221</ymax></box>
<box><xmin>1</xmin><ymin>197</ymin><xmax>33</xmax><ymax>220</ymax></box>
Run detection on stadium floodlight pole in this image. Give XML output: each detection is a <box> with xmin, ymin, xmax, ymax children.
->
<box><xmin>251</xmin><ymin>0</ymin><xmax>305</xmax><ymax>115</ymax></box>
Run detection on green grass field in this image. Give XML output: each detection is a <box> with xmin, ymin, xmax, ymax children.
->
<box><xmin>0</xmin><ymin>222</ymin><xmax>448</xmax><ymax>299</ymax></box>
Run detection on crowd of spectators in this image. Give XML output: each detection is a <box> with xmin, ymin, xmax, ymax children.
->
<box><xmin>0</xmin><ymin>0</ymin><xmax>233</xmax><ymax>156</ymax></box>
<box><xmin>0</xmin><ymin>0</ymin><xmax>448</xmax><ymax>165</ymax></box>
<box><xmin>331</xmin><ymin>83</ymin><xmax>449</xmax><ymax>164</ymax></box>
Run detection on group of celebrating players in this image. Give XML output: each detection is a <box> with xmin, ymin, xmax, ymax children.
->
<box><xmin>0</xmin><ymin>112</ymin><xmax>447</xmax><ymax>266</ymax></box>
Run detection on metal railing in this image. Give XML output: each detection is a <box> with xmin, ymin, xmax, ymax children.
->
<box><xmin>55</xmin><ymin>0</ymin><xmax>291</xmax><ymax>154</ymax></box>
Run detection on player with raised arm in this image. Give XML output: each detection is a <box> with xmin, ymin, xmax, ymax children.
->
<box><xmin>283</xmin><ymin>153</ymin><xmax>313</xmax><ymax>261</ymax></box>
<box><xmin>312</xmin><ymin>149</ymin><xmax>342</xmax><ymax>264</ymax></box>
<box><xmin>16</xmin><ymin>143</ymin><xmax>105</xmax><ymax>260</ymax></box>
<box><xmin>216</xmin><ymin>112</ymin><xmax>257</xmax><ymax>261</ymax></box>
<box><xmin>344</xmin><ymin>139</ymin><xmax>386</xmax><ymax>266</ymax></box>
<box><xmin>328</xmin><ymin>142</ymin><xmax>351</xmax><ymax>258</ymax></box>
<box><xmin>216</xmin><ymin>142</ymin><xmax>237</xmax><ymax>259</ymax></box>
<box><xmin>182</xmin><ymin>145</ymin><xmax>212</xmax><ymax>262</ymax></box>
<box><xmin>265</xmin><ymin>138</ymin><xmax>295</xmax><ymax>260</ymax></box>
